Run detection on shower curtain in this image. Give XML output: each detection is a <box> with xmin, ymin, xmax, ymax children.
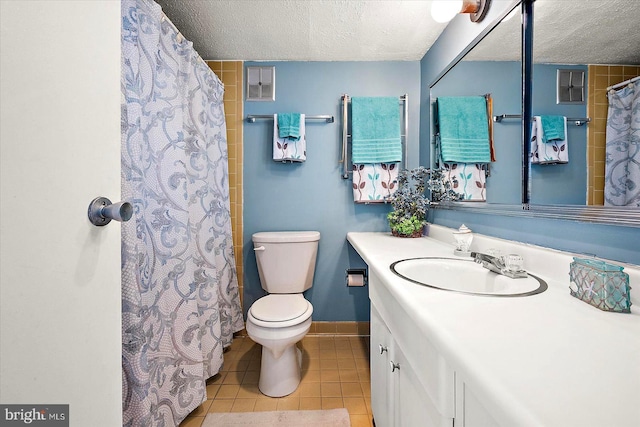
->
<box><xmin>604</xmin><ymin>81</ymin><xmax>640</xmax><ymax>206</ymax></box>
<box><xmin>120</xmin><ymin>0</ymin><xmax>244</xmax><ymax>425</ymax></box>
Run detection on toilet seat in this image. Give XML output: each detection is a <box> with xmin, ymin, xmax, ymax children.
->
<box><xmin>248</xmin><ymin>295</ymin><xmax>312</xmax><ymax>328</ymax></box>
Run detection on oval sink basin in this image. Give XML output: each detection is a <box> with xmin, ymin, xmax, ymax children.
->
<box><xmin>390</xmin><ymin>257</ymin><xmax>547</xmax><ymax>297</ymax></box>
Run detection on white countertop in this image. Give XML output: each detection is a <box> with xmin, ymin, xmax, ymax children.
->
<box><xmin>348</xmin><ymin>226</ymin><xmax>640</xmax><ymax>427</ymax></box>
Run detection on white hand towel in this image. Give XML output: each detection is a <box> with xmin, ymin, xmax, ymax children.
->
<box><xmin>273</xmin><ymin>114</ymin><xmax>306</xmax><ymax>162</ymax></box>
<box><xmin>531</xmin><ymin>116</ymin><xmax>568</xmax><ymax>164</ymax></box>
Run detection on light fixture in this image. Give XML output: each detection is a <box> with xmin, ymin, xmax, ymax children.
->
<box><xmin>430</xmin><ymin>0</ymin><xmax>492</xmax><ymax>24</ymax></box>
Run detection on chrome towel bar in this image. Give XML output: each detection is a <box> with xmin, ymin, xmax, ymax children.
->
<box><xmin>246</xmin><ymin>114</ymin><xmax>334</xmax><ymax>123</ymax></box>
<box><xmin>493</xmin><ymin>114</ymin><xmax>591</xmax><ymax>126</ymax></box>
<box><xmin>340</xmin><ymin>94</ymin><xmax>408</xmax><ymax>179</ymax></box>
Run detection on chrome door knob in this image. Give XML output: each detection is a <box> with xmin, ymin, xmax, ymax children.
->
<box><xmin>390</xmin><ymin>361</ymin><xmax>400</xmax><ymax>372</ymax></box>
<box><xmin>379</xmin><ymin>344</ymin><xmax>388</xmax><ymax>355</ymax></box>
<box><xmin>88</xmin><ymin>197</ymin><xmax>133</xmax><ymax>226</ymax></box>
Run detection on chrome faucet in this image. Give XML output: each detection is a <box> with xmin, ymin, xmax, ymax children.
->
<box><xmin>471</xmin><ymin>252</ymin><xmax>528</xmax><ymax>279</ymax></box>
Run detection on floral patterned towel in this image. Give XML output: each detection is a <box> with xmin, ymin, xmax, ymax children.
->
<box><xmin>273</xmin><ymin>114</ymin><xmax>306</xmax><ymax>162</ymax></box>
<box><xmin>441</xmin><ymin>163</ymin><xmax>487</xmax><ymax>201</ymax></box>
<box><xmin>352</xmin><ymin>162</ymin><xmax>399</xmax><ymax>203</ymax></box>
<box><xmin>531</xmin><ymin>116</ymin><xmax>568</xmax><ymax>164</ymax></box>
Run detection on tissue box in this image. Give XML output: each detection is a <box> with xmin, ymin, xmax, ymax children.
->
<box><xmin>569</xmin><ymin>257</ymin><xmax>631</xmax><ymax>313</ymax></box>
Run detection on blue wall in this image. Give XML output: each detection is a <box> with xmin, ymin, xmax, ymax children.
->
<box><xmin>243</xmin><ymin>61</ymin><xmax>421</xmax><ymax>321</ymax></box>
<box><xmin>242</xmin><ymin>4</ymin><xmax>638</xmax><ymax>324</ymax></box>
<box><xmin>420</xmin><ymin>2</ymin><xmax>640</xmax><ymax>266</ymax></box>
<box><xmin>531</xmin><ymin>64</ymin><xmax>588</xmax><ymax>205</ymax></box>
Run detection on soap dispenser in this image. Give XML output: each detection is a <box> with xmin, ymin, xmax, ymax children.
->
<box><xmin>453</xmin><ymin>224</ymin><xmax>473</xmax><ymax>257</ymax></box>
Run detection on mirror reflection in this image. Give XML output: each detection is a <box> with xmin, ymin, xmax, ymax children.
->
<box><xmin>530</xmin><ymin>0</ymin><xmax>640</xmax><ymax>207</ymax></box>
<box><xmin>430</xmin><ymin>7</ymin><xmax>522</xmax><ymax>204</ymax></box>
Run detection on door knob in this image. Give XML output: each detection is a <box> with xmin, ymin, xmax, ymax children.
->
<box><xmin>88</xmin><ymin>197</ymin><xmax>133</xmax><ymax>226</ymax></box>
<box><xmin>390</xmin><ymin>361</ymin><xmax>400</xmax><ymax>372</ymax></box>
<box><xmin>379</xmin><ymin>344</ymin><xmax>388</xmax><ymax>355</ymax></box>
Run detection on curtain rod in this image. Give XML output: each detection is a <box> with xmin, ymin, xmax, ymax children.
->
<box><xmin>607</xmin><ymin>75</ymin><xmax>640</xmax><ymax>91</ymax></box>
<box><xmin>160</xmin><ymin>13</ymin><xmax>209</xmax><ymax>70</ymax></box>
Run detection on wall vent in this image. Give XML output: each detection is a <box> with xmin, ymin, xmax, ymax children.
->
<box><xmin>246</xmin><ymin>66</ymin><xmax>275</xmax><ymax>101</ymax></box>
<box><xmin>557</xmin><ymin>69</ymin><xmax>585</xmax><ymax>104</ymax></box>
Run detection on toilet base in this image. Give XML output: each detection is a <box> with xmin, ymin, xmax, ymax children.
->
<box><xmin>258</xmin><ymin>345</ymin><xmax>303</xmax><ymax>397</ymax></box>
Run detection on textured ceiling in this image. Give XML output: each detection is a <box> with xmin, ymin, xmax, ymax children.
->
<box><xmin>156</xmin><ymin>0</ymin><xmax>448</xmax><ymax>61</ymax></box>
<box><xmin>468</xmin><ymin>0</ymin><xmax>640</xmax><ymax>64</ymax></box>
<box><xmin>533</xmin><ymin>0</ymin><xmax>640</xmax><ymax>65</ymax></box>
<box><xmin>156</xmin><ymin>0</ymin><xmax>640</xmax><ymax>65</ymax></box>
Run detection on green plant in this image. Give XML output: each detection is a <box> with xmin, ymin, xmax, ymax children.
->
<box><xmin>386</xmin><ymin>166</ymin><xmax>458</xmax><ymax>236</ymax></box>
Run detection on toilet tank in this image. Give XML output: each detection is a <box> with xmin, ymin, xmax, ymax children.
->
<box><xmin>252</xmin><ymin>231</ymin><xmax>320</xmax><ymax>294</ymax></box>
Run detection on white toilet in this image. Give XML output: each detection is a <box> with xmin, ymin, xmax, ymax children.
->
<box><xmin>246</xmin><ymin>231</ymin><xmax>320</xmax><ymax>397</ymax></box>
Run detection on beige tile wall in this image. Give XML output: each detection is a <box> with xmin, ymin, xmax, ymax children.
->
<box><xmin>207</xmin><ymin>61</ymin><xmax>244</xmax><ymax>307</ymax></box>
<box><xmin>587</xmin><ymin>65</ymin><xmax>640</xmax><ymax>205</ymax></box>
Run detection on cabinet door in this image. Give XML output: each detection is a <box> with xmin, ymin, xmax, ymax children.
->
<box><xmin>371</xmin><ymin>305</ymin><xmax>394</xmax><ymax>427</ymax></box>
<box><xmin>394</xmin><ymin>343</ymin><xmax>452</xmax><ymax>427</ymax></box>
<box><xmin>454</xmin><ymin>374</ymin><xmax>499</xmax><ymax>427</ymax></box>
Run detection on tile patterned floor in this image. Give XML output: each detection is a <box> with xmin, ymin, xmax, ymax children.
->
<box><xmin>179</xmin><ymin>335</ymin><xmax>373</xmax><ymax>427</ymax></box>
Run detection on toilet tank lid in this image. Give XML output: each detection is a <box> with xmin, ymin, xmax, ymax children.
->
<box><xmin>252</xmin><ymin>231</ymin><xmax>320</xmax><ymax>243</ymax></box>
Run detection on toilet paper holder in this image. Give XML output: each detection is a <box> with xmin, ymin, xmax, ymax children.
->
<box><xmin>345</xmin><ymin>268</ymin><xmax>367</xmax><ymax>287</ymax></box>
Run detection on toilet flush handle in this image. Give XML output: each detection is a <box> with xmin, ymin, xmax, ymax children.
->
<box><xmin>254</xmin><ymin>246</ymin><xmax>266</xmax><ymax>252</ymax></box>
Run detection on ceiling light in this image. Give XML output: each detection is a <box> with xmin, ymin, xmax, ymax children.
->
<box><xmin>430</xmin><ymin>0</ymin><xmax>492</xmax><ymax>24</ymax></box>
<box><xmin>431</xmin><ymin>0</ymin><xmax>463</xmax><ymax>23</ymax></box>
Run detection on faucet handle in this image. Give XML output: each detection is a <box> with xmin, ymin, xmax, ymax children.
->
<box><xmin>487</xmin><ymin>248</ymin><xmax>504</xmax><ymax>259</ymax></box>
<box><xmin>504</xmin><ymin>254</ymin><xmax>524</xmax><ymax>272</ymax></box>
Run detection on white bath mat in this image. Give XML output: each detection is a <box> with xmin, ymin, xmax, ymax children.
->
<box><xmin>202</xmin><ymin>408</ymin><xmax>351</xmax><ymax>426</ymax></box>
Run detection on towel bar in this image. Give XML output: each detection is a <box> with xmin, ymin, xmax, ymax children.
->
<box><xmin>246</xmin><ymin>114</ymin><xmax>334</xmax><ymax>123</ymax></box>
<box><xmin>493</xmin><ymin>114</ymin><xmax>591</xmax><ymax>126</ymax></box>
<box><xmin>340</xmin><ymin>94</ymin><xmax>408</xmax><ymax>179</ymax></box>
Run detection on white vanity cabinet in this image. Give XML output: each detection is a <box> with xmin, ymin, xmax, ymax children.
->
<box><xmin>350</xmin><ymin>231</ymin><xmax>640</xmax><ymax>427</ymax></box>
<box><xmin>370</xmin><ymin>305</ymin><xmax>394</xmax><ymax>427</ymax></box>
<box><xmin>370</xmin><ymin>270</ymin><xmax>454</xmax><ymax>427</ymax></box>
<box><xmin>371</xmin><ymin>305</ymin><xmax>451</xmax><ymax>427</ymax></box>
<box><xmin>454</xmin><ymin>374</ymin><xmax>500</xmax><ymax>427</ymax></box>
<box><xmin>370</xmin><ymin>270</ymin><xmax>500</xmax><ymax>427</ymax></box>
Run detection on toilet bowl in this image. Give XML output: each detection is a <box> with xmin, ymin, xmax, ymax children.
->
<box><xmin>246</xmin><ymin>294</ymin><xmax>313</xmax><ymax>397</ymax></box>
<box><xmin>246</xmin><ymin>231</ymin><xmax>320</xmax><ymax>397</ymax></box>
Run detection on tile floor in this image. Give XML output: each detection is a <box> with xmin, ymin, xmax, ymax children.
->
<box><xmin>179</xmin><ymin>335</ymin><xmax>373</xmax><ymax>427</ymax></box>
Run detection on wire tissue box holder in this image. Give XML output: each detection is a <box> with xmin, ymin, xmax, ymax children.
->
<box><xmin>569</xmin><ymin>257</ymin><xmax>631</xmax><ymax>313</ymax></box>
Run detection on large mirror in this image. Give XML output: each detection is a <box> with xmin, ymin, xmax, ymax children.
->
<box><xmin>529</xmin><ymin>0</ymin><xmax>640</xmax><ymax>208</ymax></box>
<box><xmin>431</xmin><ymin>0</ymin><xmax>640</xmax><ymax>227</ymax></box>
<box><xmin>430</xmin><ymin>3</ymin><xmax>522</xmax><ymax>204</ymax></box>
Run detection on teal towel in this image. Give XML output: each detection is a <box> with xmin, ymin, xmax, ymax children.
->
<box><xmin>540</xmin><ymin>115</ymin><xmax>565</xmax><ymax>142</ymax></box>
<box><xmin>437</xmin><ymin>96</ymin><xmax>491</xmax><ymax>163</ymax></box>
<box><xmin>351</xmin><ymin>97</ymin><xmax>402</xmax><ymax>164</ymax></box>
<box><xmin>278</xmin><ymin>113</ymin><xmax>301</xmax><ymax>140</ymax></box>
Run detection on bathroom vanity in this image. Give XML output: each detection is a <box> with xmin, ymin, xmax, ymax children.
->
<box><xmin>347</xmin><ymin>226</ymin><xmax>640</xmax><ymax>427</ymax></box>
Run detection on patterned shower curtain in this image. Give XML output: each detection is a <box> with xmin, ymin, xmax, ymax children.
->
<box><xmin>605</xmin><ymin>80</ymin><xmax>640</xmax><ymax>206</ymax></box>
<box><xmin>120</xmin><ymin>0</ymin><xmax>244</xmax><ymax>425</ymax></box>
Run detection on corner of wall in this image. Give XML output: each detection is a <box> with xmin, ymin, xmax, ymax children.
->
<box><xmin>207</xmin><ymin>60</ymin><xmax>245</xmax><ymax>312</ymax></box>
